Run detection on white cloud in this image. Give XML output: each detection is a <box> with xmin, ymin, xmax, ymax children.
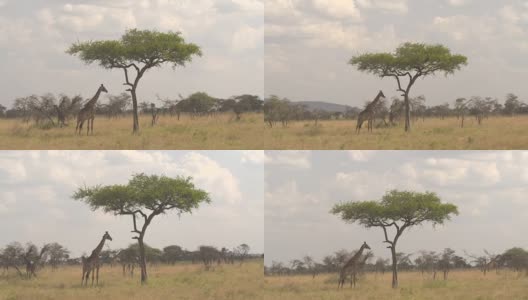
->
<box><xmin>0</xmin><ymin>191</ymin><xmax>16</xmax><ymax>214</ymax></box>
<box><xmin>312</xmin><ymin>0</ymin><xmax>361</xmax><ymax>19</ymax></box>
<box><xmin>446</xmin><ymin>0</ymin><xmax>471</xmax><ymax>6</ymax></box>
<box><xmin>265</xmin><ymin>0</ymin><xmax>301</xmax><ymax>20</ymax></box>
<box><xmin>179</xmin><ymin>152</ymin><xmax>242</xmax><ymax>204</ymax></box>
<box><xmin>423</xmin><ymin>158</ymin><xmax>500</xmax><ymax>186</ymax></box>
<box><xmin>356</xmin><ymin>0</ymin><xmax>408</xmax><ymax>14</ymax></box>
<box><xmin>241</xmin><ymin>150</ymin><xmax>265</xmax><ymax>164</ymax></box>
<box><xmin>233</xmin><ymin>0</ymin><xmax>264</xmax><ymax>12</ymax></box>
<box><xmin>232</xmin><ymin>25</ymin><xmax>263</xmax><ymax>51</ymax></box>
<box><xmin>0</xmin><ymin>158</ymin><xmax>27</xmax><ymax>183</ymax></box>
<box><xmin>347</xmin><ymin>150</ymin><xmax>373</xmax><ymax>161</ymax></box>
<box><xmin>265</xmin><ymin>151</ymin><xmax>311</xmax><ymax>168</ymax></box>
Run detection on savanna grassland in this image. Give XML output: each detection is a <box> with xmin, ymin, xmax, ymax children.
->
<box><xmin>263</xmin><ymin>270</ymin><xmax>528</xmax><ymax>300</ymax></box>
<box><xmin>0</xmin><ymin>260</ymin><xmax>263</xmax><ymax>300</ymax></box>
<box><xmin>0</xmin><ymin>113</ymin><xmax>263</xmax><ymax>150</ymax></box>
<box><xmin>263</xmin><ymin>116</ymin><xmax>528</xmax><ymax>150</ymax></box>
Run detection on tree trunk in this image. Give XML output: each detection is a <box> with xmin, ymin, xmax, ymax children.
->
<box><xmin>138</xmin><ymin>237</ymin><xmax>148</xmax><ymax>284</ymax></box>
<box><xmin>404</xmin><ymin>93</ymin><xmax>411</xmax><ymax>132</ymax></box>
<box><xmin>390</xmin><ymin>247</ymin><xmax>398</xmax><ymax>288</ymax></box>
<box><xmin>131</xmin><ymin>88</ymin><xmax>140</xmax><ymax>134</ymax></box>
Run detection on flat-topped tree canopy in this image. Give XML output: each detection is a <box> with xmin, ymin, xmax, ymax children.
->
<box><xmin>333</xmin><ymin>190</ymin><xmax>458</xmax><ymax>228</ymax></box>
<box><xmin>67</xmin><ymin>29</ymin><xmax>202</xmax><ymax>70</ymax></box>
<box><xmin>350</xmin><ymin>43</ymin><xmax>467</xmax><ymax>79</ymax></box>
<box><xmin>349</xmin><ymin>43</ymin><xmax>468</xmax><ymax>132</ymax></box>
<box><xmin>67</xmin><ymin>29</ymin><xmax>202</xmax><ymax>133</ymax></box>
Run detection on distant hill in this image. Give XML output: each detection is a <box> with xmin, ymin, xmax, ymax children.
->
<box><xmin>294</xmin><ymin>101</ymin><xmax>355</xmax><ymax>113</ymax></box>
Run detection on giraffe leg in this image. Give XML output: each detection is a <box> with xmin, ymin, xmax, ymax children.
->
<box><xmin>96</xmin><ymin>266</ymin><xmax>99</xmax><ymax>285</ymax></box>
<box><xmin>90</xmin><ymin>117</ymin><xmax>94</xmax><ymax>135</ymax></box>
<box><xmin>85</xmin><ymin>270</ymin><xmax>91</xmax><ymax>286</ymax></box>
<box><xmin>356</xmin><ymin>117</ymin><xmax>363</xmax><ymax>134</ymax></box>
<box><xmin>91</xmin><ymin>267</ymin><xmax>95</xmax><ymax>286</ymax></box>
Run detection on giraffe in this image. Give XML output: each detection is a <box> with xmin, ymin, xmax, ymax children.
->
<box><xmin>356</xmin><ymin>90</ymin><xmax>385</xmax><ymax>134</ymax></box>
<box><xmin>76</xmin><ymin>84</ymin><xmax>108</xmax><ymax>135</ymax></box>
<box><xmin>151</xmin><ymin>103</ymin><xmax>159</xmax><ymax>126</ymax></box>
<box><xmin>81</xmin><ymin>231</ymin><xmax>112</xmax><ymax>286</ymax></box>
<box><xmin>338</xmin><ymin>241</ymin><xmax>371</xmax><ymax>289</ymax></box>
<box><xmin>485</xmin><ymin>255</ymin><xmax>502</xmax><ymax>275</ymax></box>
<box><xmin>350</xmin><ymin>251</ymin><xmax>372</xmax><ymax>288</ymax></box>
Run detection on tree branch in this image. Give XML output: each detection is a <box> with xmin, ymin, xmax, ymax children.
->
<box><xmin>123</xmin><ymin>68</ymin><xmax>134</xmax><ymax>87</ymax></box>
<box><xmin>381</xmin><ymin>225</ymin><xmax>393</xmax><ymax>248</ymax></box>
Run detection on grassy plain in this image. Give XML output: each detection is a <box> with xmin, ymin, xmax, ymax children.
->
<box><xmin>0</xmin><ymin>260</ymin><xmax>263</xmax><ymax>300</ymax></box>
<box><xmin>263</xmin><ymin>116</ymin><xmax>528</xmax><ymax>149</ymax></box>
<box><xmin>263</xmin><ymin>270</ymin><xmax>528</xmax><ymax>300</ymax></box>
<box><xmin>0</xmin><ymin>113</ymin><xmax>264</xmax><ymax>150</ymax></box>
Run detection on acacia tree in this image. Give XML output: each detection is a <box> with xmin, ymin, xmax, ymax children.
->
<box><xmin>73</xmin><ymin>173</ymin><xmax>210</xmax><ymax>284</ymax></box>
<box><xmin>350</xmin><ymin>43</ymin><xmax>467</xmax><ymax>131</ymax></box>
<box><xmin>67</xmin><ymin>29</ymin><xmax>202</xmax><ymax>133</ymax></box>
<box><xmin>331</xmin><ymin>190</ymin><xmax>458</xmax><ymax>288</ymax></box>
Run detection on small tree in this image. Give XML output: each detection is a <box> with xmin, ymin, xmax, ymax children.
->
<box><xmin>73</xmin><ymin>173</ymin><xmax>210</xmax><ymax>284</ymax></box>
<box><xmin>236</xmin><ymin>243</ymin><xmax>250</xmax><ymax>264</ymax></box>
<box><xmin>45</xmin><ymin>242</ymin><xmax>70</xmax><ymax>270</ymax></box>
<box><xmin>350</xmin><ymin>43</ymin><xmax>467</xmax><ymax>131</ymax></box>
<box><xmin>67</xmin><ymin>29</ymin><xmax>202</xmax><ymax>133</ymax></box>
<box><xmin>331</xmin><ymin>190</ymin><xmax>458</xmax><ymax>288</ymax></box>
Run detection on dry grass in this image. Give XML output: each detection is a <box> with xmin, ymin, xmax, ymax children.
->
<box><xmin>0</xmin><ymin>260</ymin><xmax>263</xmax><ymax>300</ymax></box>
<box><xmin>263</xmin><ymin>116</ymin><xmax>528</xmax><ymax>149</ymax></box>
<box><xmin>0</xmin><ymin>113</ymin><xmax>264</xmax><ymax>150</ymax></box>
<box><xmin>263</xmin><ymin>270</ymin><xmax>528</xmax><ymax>300</ymax></box>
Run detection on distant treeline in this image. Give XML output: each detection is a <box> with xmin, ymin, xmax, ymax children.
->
<box><xmin>265</xmin><ymin>247</ymin><xmax>528</xmax><ymax>278</ymax></box>
<box><xmin>0</xmin><ymin>92</ymin><xmax>263</xmax><ymax>126</ymax></box>
<box><xmin>264</xmin><ymin>94</ymin><xmax>528</xmax><ymax>127</ymax></box>
<box><xmin>0</xmin><ymin>241</ymin><xmax>262</xmax><ymax>278</ymax></box>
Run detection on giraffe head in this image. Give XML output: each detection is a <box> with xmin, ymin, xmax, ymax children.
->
<box><xmin>100</xmin><ymin>84</ymin><xmax>108</xmax><ymax>93</ymax></box>
<box><xmin>362</xmin><ymin>241</ymin><xmax>371</xmax><ymax>250</ymax></box>
<box><xmin>103</xmin><ymin>231</ymin><xmax>113</xmax><ymax>241</ymax></box>
<box><xmin>378</xmin><ymin>90</ymin><xmax>385</xmax><ymax>99</ymax></box>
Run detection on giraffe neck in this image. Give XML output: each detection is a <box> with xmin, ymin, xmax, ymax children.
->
<box><xmin>369</xmin><ymin>93</ymin><xmax>382</xmax><ymax>107</ymax></box>
<box><xmin>89</xmin><ymin>236</ymin><xmax>107</xmax><ymax>260</ymax></box>
<box><xmin>344</xmin><ymin>244</ymin><xmax>367</xmax><ymax>269</ymax></box>
<box><xmin>86</xmin><ymin>88</ymin><xmax>103</xmax><ymax>108</ymax></box>
<box><xmin>362</xmin><ymin>93</ymin><xmax>383</xmax><ymax>114</ymax></box>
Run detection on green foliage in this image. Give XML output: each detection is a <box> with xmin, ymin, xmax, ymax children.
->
<box><xmin>178</xmin><ymin>92</ymin><xmax>217</xmax><ymax>113</ymax></box>
<box><xmin>331</xmin><ymin>190</ymin><xmax>458</xmax><ymax>228</ymax></box>
<box><xmin>502</xmin><ymin>247</ymin><xmax>528</xmax><ymax>270</ymax></box>
<box><xmin>72</xmin><ymin>173</ymin><xmax>211</xmax><ymax>216</ymax></box>
<box><xmin>67</xmin><ymin>29</ymin><xmax>202</xmax><ymax>69</ymax></box>
<box><xmin>349</xmin><ymin>43</ymin><xmax>468</xmax><ymax>78</ymax></box>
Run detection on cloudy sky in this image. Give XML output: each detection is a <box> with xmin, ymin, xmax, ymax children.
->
<box><xmin>0</xmin><ymin>0</ymin><xmax>263</xmax><ymax>106</ymax></box>
<box><xmin>265</xmin><ymin>150</ymin><xmax>528</xmax><ymax>265</ymax></box>
<box><xmin>266</xmin><ymin>0</ymin><xmax>528</xmax><ymax>107</ymax></box>
<box><xmin>0</xmin><ymin>150</ymin><xmax>264</xmax><ymax>256</ymax></box>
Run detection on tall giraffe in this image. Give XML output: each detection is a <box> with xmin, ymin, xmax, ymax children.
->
<box><xmin>338</xmin><ymin>241</ymin><xmax>371</xmax><ymax>289</ymax></box>
<box><xmin>350</xmin><ymin>251</ymin><xmax>372</xmax><ymax>288</ymax></box>
<box><xmin>356</xmin><ymin>90</ymin><xmax>385</xmax><ymax>134</ymax></box>
<box><xmin>76</xmin><ymin>84</ymin><xmax>108</xmax><ymax>135</ymax></box>
<box><xmin>81</xmin><ymin>231</ymin><xmax>112</xmax><ymax>286</ymax></box>
<box><xmin>485</xmin><ymin>255</ymin><xmax>502</xmax><ymax>275</ymax></box>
